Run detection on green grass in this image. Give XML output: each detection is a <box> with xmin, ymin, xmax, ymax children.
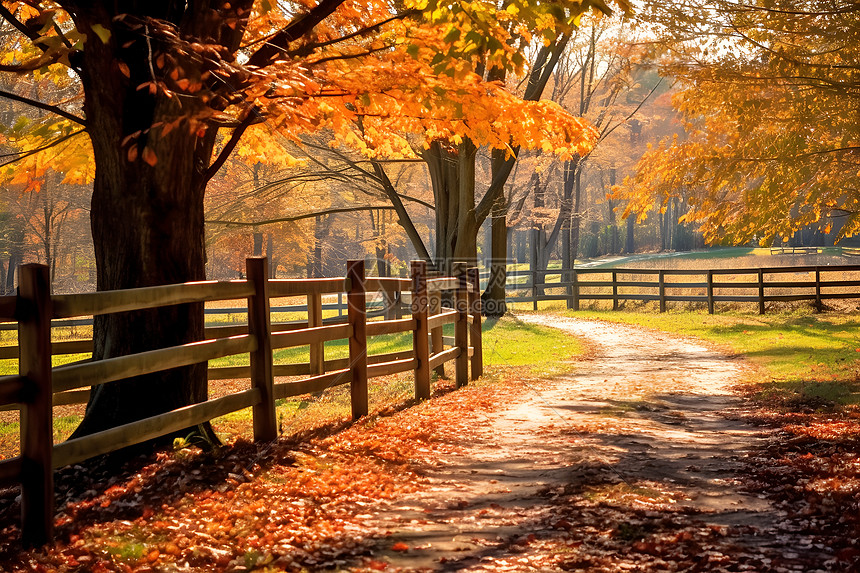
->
<box><xmin>212</xmin><ymin>315</ymin><xmax>578</xmax><ymax>439</ymax></box>
<box><xmin>211</xmin><ymin>315</ymin><xmax>585</xmax><ymax>442</ymax></box>
<box><xmin>481</xmin><ymin>316</ymin><xmax>584</xmax><ymax>376</ymax></box>
<box><xmin>549</xmin><ymin>307</ymin><xmax>860</xmax><ymax>411</ymax></box>
<box><xmin>0</xmin><ymin>314</ymin><xmax>588</xmax><ymax>457</ymax></box>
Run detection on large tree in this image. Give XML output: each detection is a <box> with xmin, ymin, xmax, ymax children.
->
<box><xmin>0</xmin><ymin>1</ymin><xmax>600</xmax><ymax>444</ymax></box>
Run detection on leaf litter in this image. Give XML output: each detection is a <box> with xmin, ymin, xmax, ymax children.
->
<box><xmin>0</xmin><ymin>315</ymin><xmax>858</xmax><ymax>571</ymax></box>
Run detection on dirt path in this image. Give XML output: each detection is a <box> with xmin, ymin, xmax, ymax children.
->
<box><xmin>365</xmin><ymin>315</ymin><xmax>836</xmax><ymax>572</ymax></box>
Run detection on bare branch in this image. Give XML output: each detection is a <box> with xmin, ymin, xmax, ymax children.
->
<box><xmin>0</xmin><ymin>5</ymin><xmax>40</xmax><ymax>43</ymax></box>
<box><xmin>206</xmin><ymin>206</ymin><xmax>396</xmax><ymax>227</ymax></box>
<box><xmin>0</xmin><ymin>88</ymin><xmax>86</xmax><ymax>126</ymax></box>
<box><xmin>290</xmin><ymin>10</ymin><xmax>420</xmax><ymax>58</ymax></box>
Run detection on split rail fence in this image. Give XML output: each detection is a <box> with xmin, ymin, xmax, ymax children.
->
<box><xmin>0</xmin><ymin>258</ymin><xmax>483</xmax><ymax>545</ymax></box>
<box><xmin>502</xmin><ymin>265</ymin><xmax>860</xmax><ymax>314</ymax></box>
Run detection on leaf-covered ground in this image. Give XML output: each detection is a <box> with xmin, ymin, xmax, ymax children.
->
<box><xmin>1</xmin><ymin>315</ymin><xmax>859</xmax><ymax>571</ymax></box>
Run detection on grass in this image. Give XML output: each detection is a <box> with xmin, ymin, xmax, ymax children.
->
<box><xmin>0</xmin><ymin>314</ymin><xmax>586</xmax><ymax>458</ymax></box>
<box><xmin>537</xmin><ymin>306</ymin><xmax>860</xmax><ymax>412</ymax></box>
<box><xmin>212</xmin><ymin>315</ymin><xmax>585</xmax><ymax>442</ymax></box>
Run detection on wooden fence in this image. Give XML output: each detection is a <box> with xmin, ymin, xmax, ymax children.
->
<box><xmin>0</xmin><ymin>258</ymin><xmax>483</xmax><ymax>545</ymax></box>
<box><xmin>502</xmin><ymin>265</ymin><xmax>860</xmax><ymax>314</ymax></box>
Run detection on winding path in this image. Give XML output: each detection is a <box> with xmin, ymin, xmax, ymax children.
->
<box><xmin>365</xmin><ymin>315</ymin><xmax>833</xmax><ymax>571</ymax></box>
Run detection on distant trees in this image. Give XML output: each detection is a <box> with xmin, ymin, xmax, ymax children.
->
<box><xmin>624</xmin><ymin>0</ymin><xmax>860</xmax><ymax>245</ymax></box>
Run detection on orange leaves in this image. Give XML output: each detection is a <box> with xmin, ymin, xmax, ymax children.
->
<box><xmin>141</xmin><ymin>146</ymin><xmax>158</xmax><ymax>167</ymax></box>
<box><xmin>235</xmin><ymin>1</ymin><xmax>600</xmax><ymax>161</ymax></box>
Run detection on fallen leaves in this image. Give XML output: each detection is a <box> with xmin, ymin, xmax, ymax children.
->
<box><xmin>1</xmin><ymin>347</ymin><xmax>860</xmax><ymax>572</ymax></box>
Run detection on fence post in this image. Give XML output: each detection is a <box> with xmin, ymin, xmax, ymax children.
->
<box><xmin>532</xmin><ymin>269</ymin><xmax>538</xmax><ymax>311</ymax></box>
<box><xmin>411</xmin><ymin>261</ymin><xmax>431</xmax><ymax>401</ymax></box>
<box><xmin>347</xmin><ymin>260</ymin><xmax>368</xmax><ymax>419</ymax></box>
<box><xmin>658</xmin><ymin>270</ymin><xmax>666</xmax><ymax>313</ymax></box>
<box><xmin>467</xmin><ymin>268</ymin><xmax>483</xmax><ymax>380</ymax></box>
<box><xmin>707</xmin><ymin>270</ymin><xmax>715</xmax><ymax>314</ymax></box>
<box><xmin>382</xmin><ymin>282</ymin><xmax>397</xmax><ymax>321</ymax></box>
<box><xmin>430</xmin><ymin>290</ymin><xmax>445</xmax><ymax>379</ymax></box>
<box><xmin>758</xmin><ymin>268</ymin><xmax>765</xmax><ymax>315</ymax></box>
<box><xmin>572</xmin><ymin>270</ymin><xmax>579</xmax><ymax>311</ymax></box>
<box><xmin>247</xmin><ymin>257</ymin><xmax>277</xmax><ymax>443</ymax></box>
<box><xmin>815</xmin><ymin>267</ymin><xmax>822</xmax><ymax>311</ymax></box>
<box><xmin>308</xmin><ymin>292</ymin><xmax>324</xmax><ymax>376</ymax></box>
<box><xmin>18</xmin><ymin>264</ymin><xmax>54</xmax><ymax>545</ymax></box>
<box><xmin>455</xmin><ymin>265</ymin><xmax>469</xmax><ymax>388</ymax></box>
<box><xmin>612</xmin><ymin>271</ymin><xmax>619</xmax><ymax>311</ymax></box>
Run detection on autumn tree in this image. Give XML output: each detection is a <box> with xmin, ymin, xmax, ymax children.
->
<box><xmin>0</xmin><ymin>1</ymin><xmax>605</xmax><ymax>445</ymax></box>
<box><xmin>545</xmin><ymin>16</ymin><xmax>666</xmax><ymax>274</ymax></box>
<box><xmin>623</xmin><ymin>0</ymin><xmax>860</xmax><ymax>245</ymax></box>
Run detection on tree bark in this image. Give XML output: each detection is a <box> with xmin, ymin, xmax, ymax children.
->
<box><xmin>625</xmin><ymin>214</ymin><xmax>635</xmax><ymax>254</ymax></box>
<box><xmin>422</xmin><ymin>140</ymin><xmax>479</xmax><ymax>274</ymax></box>
<box><xmin>571</xmin><ymin>162</ymin><xmax>584</xmax><ymax>264</ymax></box>
<box><xmin>483</xmin><ymin>148</ymin><xmax>509</xmax><ymax>318</ymax></box>
<box><xmin>67</xmin><ymin>2</ymin><xmax>252</xmax><ymax>446</ymax></box>
<box><xmin>483</xmin><ymin>196</ymin><xmax>508</xmax><ymax>317</ymax></box>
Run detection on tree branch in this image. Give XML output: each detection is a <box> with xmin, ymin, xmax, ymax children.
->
<box><xmin>201</xmin><ymin>109</ymin><xmax>259</xmax><ymax>185</ymax></box>
<box><xmin>289</xmin><ymin>10</ymin><xmax>420</xmax><ymax>58</ymax></box>
<box><xmin>246</xmin><ymin>0</ymin><xmax>347</xmax><ymax>68</ymax></box>
<box><xmin>206</xmin><ymin>206</ymin><xmax>396</xmax><ymax>227</ymax></box>
<box><xmin>0</xmin><ymin>129</ymin><xmax>86</xmax><ymax>168</ymax></box>
<box><xmin>371</xmin><ymin>160</ymin><xmax>433</xmax><ymax>262</ymax></box>
<box><xmin>0</xmin><ymin>88</ymin><xmax>86</xmax><ymax>126</ymax></box>
<box><xmin>0</xmin><ymin>5</ymin><xmax>40</xmax><ymax>43</ymax></box>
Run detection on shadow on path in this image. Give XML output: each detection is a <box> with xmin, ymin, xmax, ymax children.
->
<box><xmin>361</xmin><ymin>315</ymin><xmax>836</xmax><ymax>571</ymax></box>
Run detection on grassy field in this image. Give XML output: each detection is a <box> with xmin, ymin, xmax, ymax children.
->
<box><xmin>0</xmin><ymin>315</ymin><xmax>585</xmax><ymax>458</ymax></box>
<box><xmin>528</xmin><ymin>306</ymin><xmax>860</xmax><ymax>411</ymax></box>
<box><xmin>211</xmin><ymin>314</ymin><xmax>585</xmax><ymax>442</ymax></box>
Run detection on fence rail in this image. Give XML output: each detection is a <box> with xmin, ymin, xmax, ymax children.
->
<box><xmin>0</xmin><ymin>258</ymin><xmax>483</xmax><ymax>545</ymax></box>
<box><xmin>501</xmin><ymin>265</ymin><xmax>860</xmax><ymax>314</ymax></box>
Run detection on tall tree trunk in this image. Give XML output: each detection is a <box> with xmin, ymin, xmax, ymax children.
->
<box><xmin>483</xmin><ymin>148</ymin><xmax>509</xmax><ymax>318</ymax></box>
<box><xmin>608</xmin><ymin>168</ymin><xmax>618</xmax><ymax>254</ymax></box>
<box><xmin>529</xmin><ymin>173</ymin><xmax>546</xmax><ymax>296</ymax></box>
<box><xmin>267</xmin><ymin>233</ymin><xmax>275</xmax><ymax>277</ymax></box>
<box><xmin>422</xmin><ymin>140</ymin><xmax>478</xmax><ymax>274</ymax></box>
<box><xmin>69</xmin><ymin>3</ymin><xmax>251</xmax><ymax>445</ymax></box>
<box><xmin>625</xmin><ymin>215</ymin><xmax>635</xmax><ymax>254</ymax></box>
<box><xmin>311</xmin><ymin>215</ymin><xmax>325</xmax><ymax>278</ymax></box>
<box><xmin>570</xmin><ymin>163</ymin><xmax>584</xmax><ymax>264</ymax></box>
<box><xmin>484</xmin><ymin>196</ymin><xmax>508</xmax><ymax>317</ymax></box>
<box><xmin>562</xmin><ymin>159</ymin><xmax>577</xmax><ymax>308</ymax></box>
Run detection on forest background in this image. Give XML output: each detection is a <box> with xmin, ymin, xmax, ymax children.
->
<box><xmin>0</xmin><ymin>0</ymin><xmax>855</xmax><ymax>296</ymax></box>
<box><xmin>0</xmin><ymin>1</ymin><xmax>708</xmax><ymax>297</ymax></box>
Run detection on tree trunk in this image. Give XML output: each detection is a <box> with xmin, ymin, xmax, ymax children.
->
<box><xmin>267</xmin><ymin>233</ymin><xmax>275</xmax><ymax>277</ymax></box>
<box><xmin>570</xmin><ymin>163</ymin><xmax>584</xmax><ymax>264</ymax></box>
<box><xmin>529</xmin><ymin>173</ymin><xmax>547</xmax><ymax>295</ymax></box>
<box><xmin>482</xmin><ymin>147</ymin><xmax>510</xmax><ymax>318</ymax></box>
<box><xmin>626</xmin><ymin>214</ymin><xmax>635</xmax><ymax>254</ymax></box>
<box><xmin>483</xmin><ymin>196</ymin><xmax>508</xmax><ymax>317</ymax></box>
<box><xmin>69</xmin><ymin>3</ymin><xmax>251</xmax><ymax>446</ymax></box>
<box><xmin>253</xmin><ymin>232</ymin><xmax>264</xmax><ymax>257</ymax></box>
<box><xmin>422</xmin><ymin>140</ymin><xmax>479</xmax><ymax>274</ymax></box>
<box><xmin>607</xmin><ymin>168</ymin><xmax>618</xmax><ymax>254</ymax></box>
<box><xmin>562</xmin><ymin>160</ymin><xmax>577</xmax><ymax>308</ymax></box>
<box><xmin>312</xmin><ymin>215</ymin><xmax>325</xmax><ymax>278</ymax></box>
